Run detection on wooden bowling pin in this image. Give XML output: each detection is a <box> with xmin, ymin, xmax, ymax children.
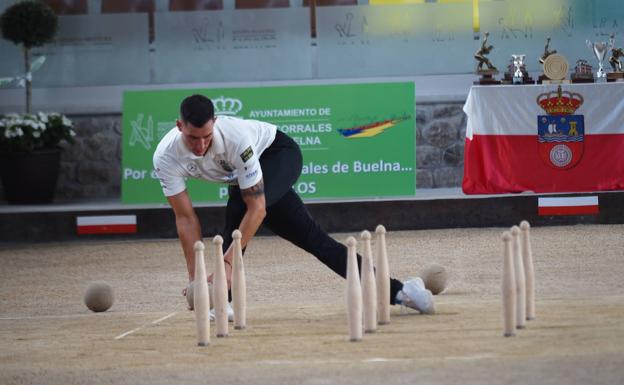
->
<box><xmin>212</xmin><ymin>235</ymin><xmax>229</xmax><ymax>338</ymax></box>
<box><xmin>511</xmin><ymin>226</ymin><xmax>526</xmax><ymax>329</ymax></box>
<box><xmin>346</xmin><ymin>236</ymin><xmax>363</xmax><ymax>342</ymax></box>
<box><xmin>375</xmin><ymin>225</ymin><xmax>390</xmax><ymax>325</ymax></box>
<box><xmin>520</xmin><ymin>221</ymin><xmax>536</xmax><ymax>320</ymax></box>
<box><xmin>501</xmin><ymin>231</ymin><xmax>516</xmax><ymax>337</ymax></box>
<box><xmin>193</xmin><ymin>240</ymin><xmax>210</xmax><ymax>346</ymax></box>
<box><xmin>360</xmin><ymin>230</ymin><xmax>377</xmax><ymax>333</ymax></box>
<box><xmin>231</xmin><ymin>229</ymin><xmax>246</xmax><ymax>330</ymax></box>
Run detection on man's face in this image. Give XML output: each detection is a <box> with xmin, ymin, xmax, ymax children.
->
<box><xmin>177</xmin><ymin>117</ymin><xmax>216</xmax><ymax>157</ymax></box>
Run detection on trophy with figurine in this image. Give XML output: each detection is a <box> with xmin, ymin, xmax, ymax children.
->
<box><xmin>539</xmin><ymin>37</ymin><xmax>557</xmax><ymax>65</ymax></box>
<box><xmin>538</xmin><ymin>37</ymin><xmax>569</xmax><ymax>84</ymax></box>
<box><xmin>474</xmin><ymin>32</ymin><xmax>500</xmax><ymax>85</ymax></box>
<box><xmin>607</xmin><ymin>34</ymin><xmax>624</xmax><ymax>82</ymax></box>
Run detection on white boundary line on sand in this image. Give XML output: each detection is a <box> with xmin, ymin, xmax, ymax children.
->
<box><xmin>259</xmin><ymin>358</ymin><xmax>412</xmax><ymax>365</ymax></box>
<box><xmin>114</xmin><ymin>312</ymin><xmax>178</xmax><ymax>340</ymax></box>
<box><xmin>259</xmin><ymin>355</ymin><xmax>497</xmax><ymax>366</ymax></box>
<box><xmin>0</xmin><ymin>313</ymin><xmax>101</xmax><ymax>321</ymax></box>
<box><xmin>0</xmin><ymin>311</ymin><xmax>174</xmax><ymax>321</ymax></box>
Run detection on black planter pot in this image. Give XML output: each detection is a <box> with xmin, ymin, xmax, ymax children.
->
<box><xmin>0</xmin><ymin>147</ymin><xmax>62</xmax><ymax>204</ymax></box>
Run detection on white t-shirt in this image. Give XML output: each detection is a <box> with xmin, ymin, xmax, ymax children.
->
<box><xmin>153</xmin><ymin>116</ymin><xmax>277</xmax><ymax>197</ymax></box>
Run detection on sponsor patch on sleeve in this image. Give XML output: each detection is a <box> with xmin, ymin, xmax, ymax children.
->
<box><xmin>245</xmin><ymin>169</ymin><xmax>258</xmax><ymax>180</ymax></box>
<box><xmin>240</xmin><ymin>146</ymin><xmax>254</xmax><ymax>163</ymax></box>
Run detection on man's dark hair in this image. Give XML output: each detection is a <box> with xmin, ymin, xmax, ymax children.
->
<box><xmin>180</xmin><ymin>94</ymin><xmax>215</xmax><ymax>127</ymax></box>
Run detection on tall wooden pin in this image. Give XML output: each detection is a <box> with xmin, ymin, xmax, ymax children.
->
<box><xmin>212</xmin><ymin>235</ymin><xmax>229</xmax><ymax>338</ymax></box>
<box><xmin>360</xmin><ymin>230</ymin><xmax>377</xmax><ymax>333</ymax></box>
<box><xmin>520</xmin><ymin>220</ymin><xmax>536</xmax><ymax>320</ymax></box>
<box><xmin>231</xmin><ymin>229</ymin><xmax>246</xmax><ymax>330</ymax></box>
<box><xmin>511</xmin><ymin>226</ymin><xmax>526</xmax><ymax>329</ymax></box>
<box><xmin>193</xmin><ymin>240</ymin><xmax>210</xmax><ymax>346</ymax></box>
<box><xmin>375</xmin><ymin>225</ymin><xmax>390</xmax><ymax>325</ymax></box>
<box><xmin>501</xmin><ymin>231</ymin><xmax>516</xmax><ymax>337</ymax></box>
<box><xmin>346</xmin><ymin>236</ymin><xmax>363</xmax><ymax>342</ymax></box>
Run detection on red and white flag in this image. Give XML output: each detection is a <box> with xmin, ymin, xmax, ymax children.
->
<box><xmin>537</xmin><ymin>196</ymin><xmax>599</xmax><ymax>216</ymax></box>
<box><xmin>76</xmin><ymin>215</ymin><xmax>137</xmax><ymax>235</ymax></box>
<box><xmin>462</xmin><ymin>83</ymin><xmax>624</xmax><ymax>194</ymax></box>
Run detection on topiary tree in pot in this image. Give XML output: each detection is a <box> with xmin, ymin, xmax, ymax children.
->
<box><xmin>0</xmin><ymin>2</ymin><xmax>76</xmax><ymax>204</ymax></box>
<box><xmin>1</xmin><ymin>0</ymin><xmax>58</xmax><ymax>113</ymax></box>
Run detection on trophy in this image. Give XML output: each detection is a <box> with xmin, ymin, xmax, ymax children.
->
<box><xmin>586</xmin><ymin>39</ymin><xmax>610</xmax><ymax>82</ymax></box>
<box><xmin>473</xmin><ymin>32</ymin><xmax>500</xmax><ymax>85</ymax></box>
<box><xmin>607</xmin><ymin>33</ymin><xmax>624</xmax><ymax>82</ymax></box>
<box><xmin>512</xmin><ymin>54</ymin><xmax>526</xmax><ymax>84</ymax></box>
<box><xmin>571</xmin><ymin>59</ymin><xmax>594</xmax><ymax>83</ymax></box>
<box><xmin>538</xmin><ymin>37</ymin><xmax>562</xmax><ymax>83</ymax></box>
<box><xmin>502</xmin><ymin>54</ymin><xmax>533</xmax><ymax>85</ymax></box>
<box><xmin>542</xmin><ymin>54</ymin><xmax>570</xmax><ymax>84</ymax></box>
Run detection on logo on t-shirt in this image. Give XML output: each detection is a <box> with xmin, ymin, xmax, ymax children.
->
<box><xmin>186</xmin><ymin>163</ymin><xmax>201</xmax><ymax>178</ymax></box>
<box><xmin>240</xmin><ymin>146</ymin><xmax>254</xmax><ymax>163</ymax></box>
<box><xmin>217</xmin><ymin>159</ymin><xmax>234</xmax><ymax>172</ymax></box>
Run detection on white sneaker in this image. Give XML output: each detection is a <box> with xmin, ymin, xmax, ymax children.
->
<box><xmin>209</xmin><ymin>302</ymin><xmax>234</xmax><ymax>322</ymax></box>
<box><xmin>397</xmin><ymin>277</ymin><xmax>435</xmax><ymax>314</ymax></box>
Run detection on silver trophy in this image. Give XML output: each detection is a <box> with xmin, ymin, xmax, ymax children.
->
<box><xmin>586</xmin><ymin>39</ymin><xmax>612</xmax><ymax>81</ymax></box>
<box><xmin>512</xmin><ymin>54</ymin><xmax>526</xmax><ymax>84</ymax></box>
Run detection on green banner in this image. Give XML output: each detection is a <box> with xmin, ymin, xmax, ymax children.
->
<box><xmin>122</xmin><ymin>82</ymin><xmax>415</xmax><ymax>204</ymax></box>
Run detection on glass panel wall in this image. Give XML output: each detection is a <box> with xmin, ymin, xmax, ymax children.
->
<box><xmin>0</xmin><ymin>0</ymin><xmax>621</xmax><ymax>88</ymax></box>
<box><xmin>153</xmin><ymin>8</ymin><xmax>312</xmax><ymax>83</ymax></box>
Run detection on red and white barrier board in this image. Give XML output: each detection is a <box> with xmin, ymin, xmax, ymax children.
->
<box><xmin>76</xmin><ymin>215</ymin><xmax>137</xmax><ymax>234</ymax></box>
<box><xmin>537</xmin><ymin>196</ymin><xmax>599</xmax><ymax>216</ymax></box>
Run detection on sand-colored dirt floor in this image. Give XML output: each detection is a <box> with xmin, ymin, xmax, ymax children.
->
<box><xmin>1</xmin><ymin>224</ymin><xmax>623</xmax><ymax>385</ymax></box>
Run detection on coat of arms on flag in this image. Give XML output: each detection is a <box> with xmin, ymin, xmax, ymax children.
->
<box><xmin>536</xmin><ymin>86</ymin><xmax>585</xmax><ymax>170</ymax></box>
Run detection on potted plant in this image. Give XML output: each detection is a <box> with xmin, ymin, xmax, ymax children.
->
<box><xmin>0</xmin><ymin>112</ymin><xmax>75</xmax><ymax>203</ymax></box>
<box><xmin>0</xmin><ymin>1</ymin><xmax>74</xmax><ymax>204</ymax></box>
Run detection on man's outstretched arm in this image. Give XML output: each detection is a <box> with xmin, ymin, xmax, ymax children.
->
<box><xmin>223</xmin><ymin>179</ymin><xmax>267</xmax><ymax>265</ymax></box>
<box><xmin>167</xmin><ymin>190</ymin><xmax>202</xmax><ymax>281</ymax></box>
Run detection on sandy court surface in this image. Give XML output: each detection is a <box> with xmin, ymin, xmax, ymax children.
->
<box><xmin>1</xmin><ymin>224</ymin><xmax>623</xmax><ymax>385</ymax></box>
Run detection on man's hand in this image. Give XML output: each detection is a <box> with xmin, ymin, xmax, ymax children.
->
<box><xmin>182</xmin><ymin>283</ymin><xmax>193</xmax><ymax>310</ymax></box>
<box><xmin>207</xmin><ymin>260</ymin><xmax>232</xmax><ymax>289</ymax></box>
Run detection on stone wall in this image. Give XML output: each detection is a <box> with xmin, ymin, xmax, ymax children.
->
<box><xmin>55</xmin><ymin>115</ymin><xmax>123</xmax><ymax>200</ymax></box>
<box><xmin>0</xmin><ymin>102</ymin><xmax>467</xmax><ymax>202</ymax></box>
<box><xmin>416</xmin><ymin>102</ymin><xmax>466</xmax><ymax>188</ymax></box>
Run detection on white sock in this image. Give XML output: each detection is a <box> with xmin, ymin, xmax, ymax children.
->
<box><xmin>395</xmin><ymin>290</ymin><xmax>407</xmax><ymax>304</ymax></box>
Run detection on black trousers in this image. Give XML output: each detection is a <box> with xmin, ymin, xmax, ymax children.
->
<box><xmin>222</xmin><ymin>131</ymin><xmax>403</xmax><ymax>304</ymax></box>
